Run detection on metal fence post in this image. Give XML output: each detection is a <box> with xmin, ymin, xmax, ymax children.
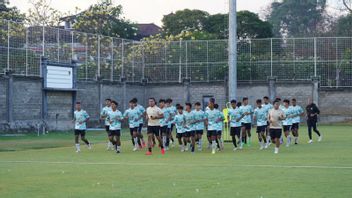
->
<box><xmin>97</xmin><ymin>35</ymin><xmax>101</xmax><ymax>78</ymax></box>
<box><xmin>121</xmin><ymin>39</ymin><xmax>124</xmax><ymax>79</ymax></box>
<box><xmin>206</xmin><ymin>40</ymin><xmax>209</xmax><ymax>82</ymax></box>
<box><xmin>25</xmin><ymin>26</ymin><xmax>28</xmax><ymax>76</ymax></box>
<box><xmin>249</xmin><ymin>39</ymin><xmax>252</xmax><ymax>81</ymax></box>
<box><xmin>71</xmin><ymin>31</ymin><xmax>74</xmax><ymax>61</ymax></box>
<box><xmin>57</xmin><ymin>28</ymin><xmax>60</xmax><ymax>62</ymax></box>
<box><xmin>185</xmin><ymin>41</ymin><xmax>188</xmax><ymax>79</ymax></box>
<box><xmin>314</xmin><ymin>37</ymin><xmax>317</xmax><ymax>77</ymax></box>
<box><xmin>178</xmin><ymin>40</ymin><xmax>182</xmax><ymax>83</ymax></box>
<box><xmin>142</xmin><ymin>44</ymin><xmax>145</xmax><ymax>80</ymax></box>
<box><xmin>270</xmin><ymin>38</ymin><xmax>273</xmax><ymax>77</ymax></box>
<box><xmin>111</xmin><ymin>38</ymin><xmax>114</xmax><ymax>82</ymax></box>
<box><xmin>164</xmin><ymin>42</ymin><xmax>167</xmax><ymax>82</ymax></box>
<box><xmin>335</xmin><ymin>37</ymin><xmax>339</xmax><ymax>88</ymax></box>
<box><xmin>85</xmin><ymin>33</ymin><xmax>88</xmax><ymax>80</ymax></box>
<box><xmin>7</xmin><ymin>20</ymin><xmax>10</xmax><ymax>71</ymax></box>
<box><xmin>42</xmin><ymin>25</ymin><xmax>45</xmax><ymax>57</ymax></box>
<box><xmin>132</xmin><ymin>41</ymin><xmax>135</xmax><ymax>82</ymax></box>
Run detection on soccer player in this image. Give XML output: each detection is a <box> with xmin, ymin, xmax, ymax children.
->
<box><xmin>107</xmin><ymin>101</ymin><xmax>124</xmax><ymax>154</ymax></box>
<box><xmin>291</xmin><ymin>98</ymin><xmax>304</xmax><ymax>144</ymax></box>
<box><xmin>306</xmin><ymin>98</ymin><xmax>323</xmax><ymax>144</ymax></box>
<box><xmin>282</xmin><ymin>99</ymin><xmax>295</xmax><ymax>147</ymax></box>
<box><xmin>73</xmin><ymin>102</ymin><xmax>91</xmax><ymax>153</ymax></box>
<box><xmin>123</xmin><ymin>99</ymin><xmax>141</xmax><ymax>151</ymax></box>
<box><xmin>100</xmin><ymin>99</ymin><xmax>113</xmax><ymax>150</ymax></box>
<box><xmin>239</xmin><ymin>97</ymin><xmax>254</xmax><ymax>147</ymax></box>
<box><xmin>193</xmin><ymin>102</ymin><xmax>206</xmax><ymax>151</ymax></box>
<box><xmin>262</xmin><ymin>96</ymin><xmax>273</xmax><ymax>147</ymax></box>
<box><xmin>132</xmin><ymin>98</ymin><xmax>146</xmax><ymax>148</ymax></box>
<box><xmin>253</xmin><ymin>99</ymin><xmax>268</xmax><ymax>150</ymax></box>
<box><xmin>214</xmin><ymin>104</ymin><xmax>225</xmax><ymax>151</ymax></box>
<box><xmin>159</xmin><ymin>99</ymin><xmax>171</xmax><ymax>150</ymax></box>
<box><xmin>146</xmin><ymin>98</ymin><xmax>165</xmax><ymax>155</ymax></box>
<box><xmin>268</xmin><ymin>100</ymin><xmax>286</xmax><ymax>154</ymax></box>
<box><xmin>166</xmin><ymin>98</ymin><xmax>176</xmax><ymax>148</ymax></box>
<box><xmin>228</xmin><ymin>100</ymin><xmax>243</xmax><ymax>151</ymax></box>
<box><xmin>174</xmin><ymin>105</ymin><xmax>187</xmax><ymax>152</ymax></box>
<box><xmin>205</xmin><ymin>98</ymin><xmax>219</xmax><ymax>154</ymax></box>
<box><xmin>184</xmin><ymin>103</ymin><xmax>196</xmax><ymax>153</ymax></box>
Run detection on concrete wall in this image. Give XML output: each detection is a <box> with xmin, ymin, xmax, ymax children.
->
<box><xmin>0</xmin><ymin>76</ymin><xmax>351</xmax><ymax>133</ymax></box>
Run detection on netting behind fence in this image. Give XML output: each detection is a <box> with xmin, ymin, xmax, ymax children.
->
<box><xmin>1</xmin><ymin>20</ymin><xmax>351</xmax><ymax>87</ymax></box>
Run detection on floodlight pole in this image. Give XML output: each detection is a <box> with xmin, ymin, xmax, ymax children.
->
<box><xmin>228</xmin><ymin>0</ymin><xmax>237</xmax><ymax>101</ymax></box>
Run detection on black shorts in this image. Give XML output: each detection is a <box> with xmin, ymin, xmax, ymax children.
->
<box><xmin>283</xmin><ymin>125</ymin><xmax>291</xmax><ymax>132</ymax></box>
<box><xmin>207</xmin><ymin>130</ymin><xmax>217</xmax><ymax>137</ymax></box>
<box><xmin>217</xmin><ymin>131</ymin><xmax>222</xmax><ymax>136</ymax></box>
<box><xmin>270</xmin><ymin>129</ymin><xmax>282</xmax><ymax>139</ymax></box>
<box><xmin>230</xmin><ymin>127</ymin><xmax>241</xmax><ymax>137</ymax></box>
<box><xmin>74</xmin><ymin>130</ymin><xmax>86</xmax><ymax>136</ymax></box>
<box><xmin>176</xmin><ymin>133</ymin><xmax>183</xmax><ymax>139</ymax></box>
<box><xmin>241</xmin><ymin>123</ymin><xmax>252</xmax><ymax>130</ymax></box>
<box><xmin>109</xmin><ymin>130</ymin><xmax>121</xmax><ymax>137</ymax></box>
<box><xmin>105</xmin><ymin>125</ymin><xmax>110</xmax><ymax>132</ymax></box>
<box><xmin>170</xmin><ymin>124</ymin><xmax>175</xmax><ymax>132</ymax></box>
<box><xmin>129</xmin><ymin>127</ymin><xmax>139</xmax><ymax>136</ymax></box>
<box><xmin>147</xmin><ymin>126</ymin><xmax>160</xmax><ymax>136</ymax></box>
<box><xmin>291</xmin><ymin>123</ymin><xmax>299</xmax><ymax>130</ymax></box>
<box><xmin>185</xmin><ymin>131</ymin><xmax>195</xmax><ymax>137</ymax></box>
<box><xmin>195</xmin><ymin>130</ymin><xmax>204</xmax><ymax>135</ymax></box>
<box><xmin>138</xmin><ymin>123</ymin><xmax>143</xmax><ymax>133</ymax></box>
<box><xmin>160</xmin><ymin>126</ymin><xmax>168</xmax><ymax>135</ymax></box>
<box><xmin>256</xmin><ymin>125</ymin><xmax>267</xmax><ymax>133</ymax></box>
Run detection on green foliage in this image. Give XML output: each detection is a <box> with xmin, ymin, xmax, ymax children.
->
<box><xmin>335</xmin><ymin>14</ymin><xmax>352</xmax><ymax>36</ymax></box>
<box><xmin>267</xmin><ymin>0</ymin><xmax>327</xmax><ymax>37</ymax></box>
<box><xmin>237</xmin><ymin>11</ymin><xmax>273</xmax><ymax>39</ymax></box>
<box><xmin>72</xmin><ymin>2</ymin><xmax>137</xmax><ymax>39</ymax></box>
<box><xmin>27</xmin><ymin>0</ymin><xmax>63</xmax><ymax>26</ymax></box>
<box><xmin>162</xmin><ymin>9</ymin><xmax>209</xmax><ymax>36</ymax></box>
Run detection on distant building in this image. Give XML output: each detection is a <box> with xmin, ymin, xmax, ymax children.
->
<box><xmin>135</xmin><ymin>23</ymin><xmax>162</xmax><ymax>40</ymax></box>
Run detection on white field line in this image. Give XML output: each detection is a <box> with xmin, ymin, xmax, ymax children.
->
<box><xmin>0</xmin><ymin>160</ymin><xmax>351</xmax><ymax>169</ymax></box>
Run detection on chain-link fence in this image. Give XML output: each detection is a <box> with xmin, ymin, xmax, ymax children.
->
<box><xmin>1</xmin><ymin>19</ymin><xmax>352</xmax><ymax>87</ymax></box>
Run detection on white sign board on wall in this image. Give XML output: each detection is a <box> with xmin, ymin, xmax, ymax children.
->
<box><xmin>46</xmin><ymin>65</ymin><xmax>73</xmax><ymax>89</ymax></box>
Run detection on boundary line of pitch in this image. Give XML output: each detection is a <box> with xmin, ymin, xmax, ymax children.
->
<box><xmin>0</xmin><ymin>160</ymin><xmax>351</xmax><ymax>169</ymax></box>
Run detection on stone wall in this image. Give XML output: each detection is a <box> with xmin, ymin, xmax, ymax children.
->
<box><xmin>0</xmin><ymin>76</ymin><xmax>351</xmax><ymax>133</ymax></box>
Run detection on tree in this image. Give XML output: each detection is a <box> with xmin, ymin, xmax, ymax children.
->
<box><xmin>27</xmin><ymin>0</ymin><xmax>64</xmax><ymax>26</ymax></box>
<box><xmin>162</xmin><ymin>9</ymin><xmax>209</xmax><ymax>36</ymax></box>
<box><xmin>72</xmin><ymin>2</ymin><xmax>137</xmax><ymax>39</ymax></box>
<box><xmin>335</xmin><ymin>14</ymin><xmax>352</xmax><ymax>36</ymax></box>
<box><xmin>267</xmin><ymin>0</ymin><xmax>327</xmax><ymax>37</ymax></box>
<box><xmin>237</xmin><ymin>11</ymin><xmax>273</xmax><ymax>39</ymax></box>
<box><xmin>204</xmin><ymin>14</ymin><xmax>228</xmax><ymax>39</ymax></box>
<box><xmin>342</xmin><ymin>0</ymin><xmax>352</xmax><ymax>13</ymax></box>
<box><xmin>0</xmin><ymin>2</ymin><xmax>25</xmax><ymax>22</ymax></box>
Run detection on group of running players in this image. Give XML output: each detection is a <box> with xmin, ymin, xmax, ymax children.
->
<box><xmin>73</xmin><ymin>96</ymin><xmax>323</xmax><ymax>155</ymax></box>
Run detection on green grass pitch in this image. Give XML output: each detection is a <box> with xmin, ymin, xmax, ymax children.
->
<box><xmin>0</xmin><ymin>125</ymin><xmax>351</xmax><ymax>198</ymax></box>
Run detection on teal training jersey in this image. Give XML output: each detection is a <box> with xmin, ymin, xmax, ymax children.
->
<box><xmin>228</xmin><ymin>107</ymin><xmax>242</xmax><ymax>127</ymax></box>
<box><xmin>282</xmin><ymin>106</ymin><xmax>294</xmax><ymax>126</ymax></box>
<box><xmin>254</xmin><ymin>107</ymin><xmax>268</xmax><ymax>126</ymax></box>
<box><xmin>160</xmin><ymin>107</ymin><xmax>171</xmax><ymax>127</ymax></box>
<box><xmin>205</xmin><ymin>108</ymin><xmax>218</xmax><ymax>131</ymax></box>
<box><xmin>107</xmin><ymin>110</ymin><xmax>123</xmax><ymax>130</ymax></box>
<box><xmin>136</xmin><ymin>104</ymin><xmax>145</xmax><ymax>124</ymax></box>
<box><xmin>291</xmin><ymin>105</ymin><xmax>304</xmax><ymax>124</ymax></box>
<box><xmin>123</xmin><ymin>108</ymin><xmax>140</xmax><ymax>128</ymax></box>
<box><xmin>262</xmin><ymin>103</ymin><xmax>273</xmax><ymax>114</ymax></box>
<box><xmin>100</xmin><ymin>106</ymin><xmax>112</xmax><ymax>126</ymax></box>
<box><xmin>215</xmin><ymin>110</ymin><xmax>224</xmax><ymax>131</ymax></box>
<box><xmin>192</xmin><ymin>109</ymin><xmax>206</xmax><ymax>130</ymax></box>
<box><xmin>74</xmin><ymin>110</ymin><xmax>90</xmax><ymax>130</ymax></box>
<box><xmin>184</xmin><ymin>110</ymin><xmax>195</xmax><ymax>132</ymax></box>
<box><xmin>174</xmin><ymin>113</ymin><xmax>186</xmax><ymax>133</ymax></box>
<box><xmin>239</xmin><ymin>105</ymin><xmax>253</xmax><ymax>124</ymax></box>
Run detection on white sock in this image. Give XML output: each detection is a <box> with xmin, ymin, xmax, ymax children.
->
<box><xmin>287</xmin><ymin>135</ymin><xmax>291</xmax><ymax>145</ymax></box>
<box><xmin>259</xmin><ymin>141</ymin><xmax>263</xmax><ymax>148</ymax></box>
<box><xmin>294</xmin><ymin>137</ymin><xmax>298</xmax><ymax>143</ymax></box>
<box><xmin>116</xmin><ymin>146</ymin><xmax>121</xmax><ymax>152</ymax></box>
<box><xmin>198</xmin><ymin>138</ymin><xmax>202</xmax><ymax>148</ymax></box>
<box><xmin>212</xmin><ymin>140</ymin><xmax>217</xmax><ymax>150</ymax></box>
<box><xmin>266</xmin><ymin>135</ymin><xmax>271</xmax><ymax>144</ymax></box>
<box><xmin>134</xmin><ymin>137</ymin><xmax>139</xmax><ymax>148</ymax></box>
<box><xmin>75</xmin><ymin>144</ymin><xmax>80</xmax><ymax>150</ymax></box>
<box><xmin>162</xmin><ymin>136</ymin><xmax>167</xmax><ymax>148</ymax></box>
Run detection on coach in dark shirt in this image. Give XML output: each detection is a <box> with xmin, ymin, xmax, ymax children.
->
<box><xmin>306</xmin><ymin>99</ymin><xmax>322</xmax><ymax>143</ymax></box>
